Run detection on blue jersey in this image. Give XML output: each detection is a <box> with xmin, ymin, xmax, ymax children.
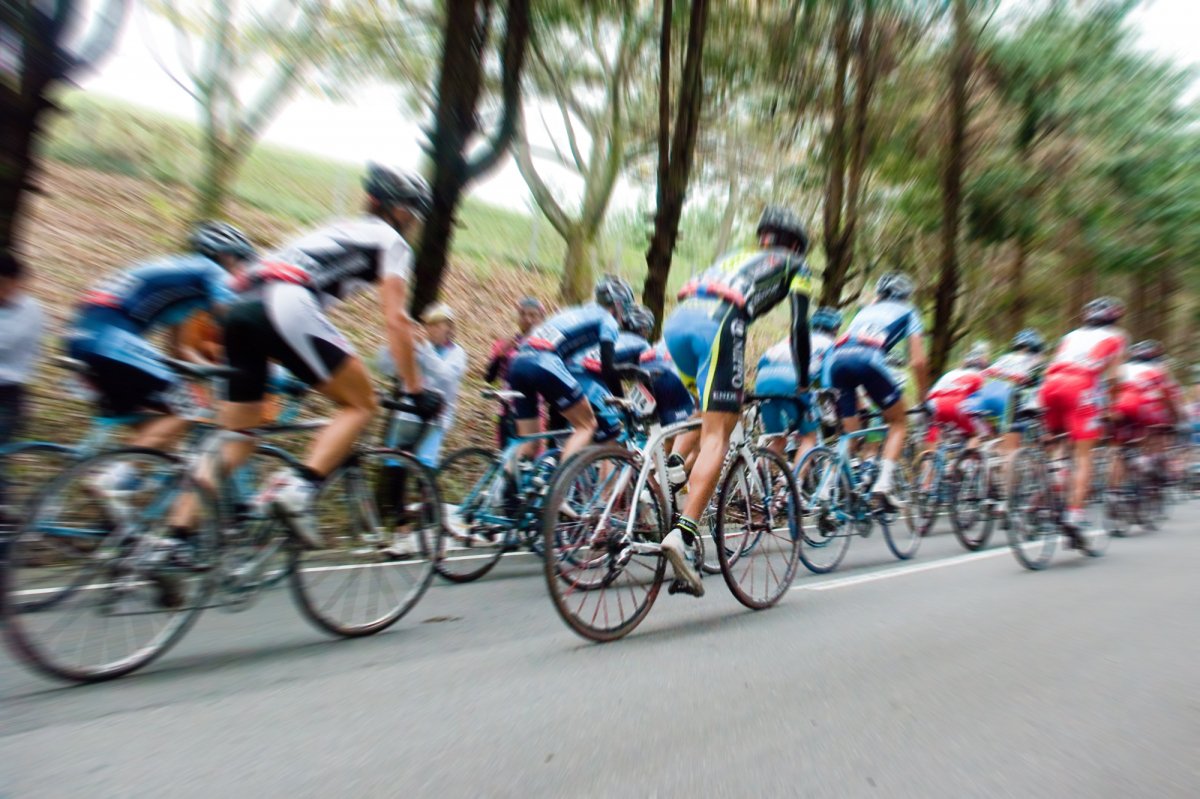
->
<box><xmin>568</xmin><ymin>332</ymin><xmax>649</xmax><ymax>375</ymax></box>
<box><xmin>523</xmin><ymin>302</ymin><xmax>620</xmax><ymax>360</ymax></box>
<box><xmin>758</xmin><ymin>330</ymin><xmax>835</xmax><ymax>384</ymax></box>
<box><xmin>837</xmin><ymin>300</ymin><xmax>923</xmax><ymax>355</ymax></box>
<box><xmin>77</xmin><ymin>255</ymin><xmax>237</xmax><ymax>334</ymax></box>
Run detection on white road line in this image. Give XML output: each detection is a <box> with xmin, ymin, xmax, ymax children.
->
<box><xmin>794</xmin><ymin>547</ymin><xmax>1010</xmax><ymax>593</ymax></box>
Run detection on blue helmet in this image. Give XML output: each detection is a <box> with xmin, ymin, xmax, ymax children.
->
<box><xmin>594</xmin><ymin>274</ymin><xmax>635</xmax><ymax>319</ymax></box>
<box><xmin>1011</xmin><ymin>328</ymin><xmax>1045</xmax><ymax>354</ymax></box>
<box><xmin>876</xmin><ymin>272</ymin><xmax>915</xmax><ymax>301</ymax></box>
<box><xmin>189</xmin><ymin>221</ymin><xmax>256</xmax><ymax>261</ymax></box>
<box><xmin>624</xmin><ymin>304</ymin><xmax>655</xmax><ymax>338</ymax></box>
<box><xmin>811</xmin><ymin>306</ymin><xmax>843</xmax><ymax>333</ymax></box>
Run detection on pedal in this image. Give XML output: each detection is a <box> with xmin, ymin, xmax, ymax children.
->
<box><xmin>667</xmin><ymin>578</ymin><xmax>703</xmax><ymax>597</ymax></box>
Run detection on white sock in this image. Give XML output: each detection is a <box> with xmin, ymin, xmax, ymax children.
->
<box><xmin>876</xmin><ymin>460</ymin><xmax>897</xmax><ymax>492</ymax></box>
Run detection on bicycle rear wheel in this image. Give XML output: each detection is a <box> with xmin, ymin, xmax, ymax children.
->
<box><xmin>881</xmin><ymin>458</ymin><xmax>921</xmax><ymax>560</ymax></box>
<box><xmin>715</xmin><ymin>447</ymin><xmax>801</xmax><ymax>609</ymax></box>
<box><xmin>291</xmin><ymin>449</ymin><xmax>442</xmax><ymax>637</ymax></box>
<box><xmin>794</xmin><ymin>447</ymin><xmax>852</xmax><ymax>574</ymax></box>
<box><xmin>911</xmin><ymin>452</ymin><xmax>940</xmax><ymax>537</ymax></box>
<box><xmin>0</xmin><ymin>442</ymin><xmax>76</xmax><ymax>537</ymax></box>
<box><xmin>1</xmin><ymin>448</ymin><xmax>216</xmax><ymax>682</ymax></box>
<box><xmin>542</xmin><ymin>446</ymin><xmax>666</xmax><ymax>642</ymax></box>
<box><xmin>1006</xmin><ymin>448</ymin><xmax>1057</xmax><ymax>570</ymax></box>
<box><xmin>435</xmin><ymin>446</ymin><xmax>508</xmax><ymax>583</ymax></box>
<box><xmin>950</xmin><ymin>450</ymin><xmax>989</xmax><ymax>550</ymax></box>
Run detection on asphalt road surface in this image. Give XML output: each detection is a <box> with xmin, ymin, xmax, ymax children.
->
<box><xmin>3</xmin><ymin>509</ymin><xmax>1198</xmax><ymax>798</ymax></box>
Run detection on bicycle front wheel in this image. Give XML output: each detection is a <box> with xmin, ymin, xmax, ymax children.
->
<box><xmin>542</xmin><ymin>446</ymin><xmax>666</xmax><ymax>642</ymax></box>
<box><xmin>291</xmin><ymin>449</ymin><xmax>442</xmax><ymax>637</ymax></box>
<box><xmin>435</xmin><ymin>446</ymin><xmax>508</xmax><ymax>583</ymax></box>
<box><xmin>715</xmin><ymin>447</ymin><xmax>801</xmax><ymax>609</ymax></box>
<box><xmin>912</xmin><ymin>452</ymin><xmax>940</xmax><ymax>537</ymax></box>
<box><xmin>794</xmin><ymin>446</ymin><xmax>852</xmax><ymax>574</ymax></box>
<box><xmin>1006</xmin><ymin>448</ymin><xmax>1057</xmax><ymax>570</ymax></box>
<box><xmin>0</xmin><ymin>442</ymin><xmax>77</xmax><ymax>536</ymax></box>
<box><xmin>950</xmin><ymin>450</ymin><xmax>989</xmax><ymax>549</ymax></box>
<box><xmin>880</xmin><ymin>458</ymin><xmax>921</xmax><ymax>560</ymax></box>
<box><xmin>2</xmin><ymin>447</ymin><xmax>215</xmax><ymax>682</ymax></box>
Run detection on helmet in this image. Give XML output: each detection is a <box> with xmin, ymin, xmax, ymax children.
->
<box><xmin>876</xmin><ymin>272</ymin><xmax>915</xmax><ymax>301</ymax></box>
<box><xmin>594</xmin><ymin>274</ymin><xmax>635</xmax><ymax>318</ymax></box>
<box><xmin>963</xmin><ymin>342</ymin><xmax>990</xmax><ymax>369</ymax></box>
<box><xmin>1011</xmin><ymin>328</ymin><xmax>1045</xmax><ymax>354</ymax></box>
<box><xmin>756</xmin><ymin>206</ymin><xmax>808</xmax><ymax>255</ymax></box>
<box><xmin>1129</xmin><ymin>339</ymin><xmax>1165</xmax><ymax>362</ymax></box>
<box><xmin>188</xmin><ymin>221</ymin><xmax>256</xmax><ymax>261</ymax></box>
<box><xmin>363</xmin><ymin>162</ymin><xmax>432</xmax><ymax>218</ymax></box>
<box><xmin>811</xmin><ymin>306</ymin><xmax>843</xmax><ymax>333</ymax></box>
<box><xmin>1081</xmin><ymin>296</ymin><xmax>1125</xmax><ymax>326</ymax></box>
<box><xmin>624</xmin><ymin>304</ymin><xmax>655</xmax><ymax>338</ymax></box>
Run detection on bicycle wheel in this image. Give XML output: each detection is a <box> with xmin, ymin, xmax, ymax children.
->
<box><xmin>435</xmin><ymin>446</ymin><xmax>509</xmax><ymax>583</ymax></box>
<box><xmin>715</xmin><ymin>447</ymin><xmax>801</xmax><ymax>609</ymax></box>
<box><xmin>219</xmin><ymin>444</ymin><xmax>299</xmax><ymax>593</ymax></box>
<box><xmin>1006</xmin><ymin>448</ymin><xmax>1057</xmax><ymax>570</ymax></box>
<box><xmin>794</xmin><ymin>447</ymin><xmax>852</xmax><ymax>574</ymax></box>
<box><xmin>542</xmin><ymin>446</ymin><xmax>666</xmax><ymax>642</ymax></box>
<box><xmin>2</xmin><ymin>447</ymin><xmax>216</xmax><ymax>682</ymax></box>
<box><xmin>950</xmin><ymin>450</ymin><xmax>988</xmax><ymax>549</ymax></box>
<box><xmin>291</xmin><ymin>448</ymin><xmax>442</xmax><ymax>637</ymax></box>
<box><xmin>912</xmin><ymin>452</ymin><xmax>940</xmax><ymax>537</ymax></box>
<box><xmin>881</xmin><ymin>458</ymin><xmax>921</xmax><ymax>560</ymax></box>
<box><xmin>0</xmin><ymin>443</ymin><xmax>77</xmax><ymax>537</ymax></box>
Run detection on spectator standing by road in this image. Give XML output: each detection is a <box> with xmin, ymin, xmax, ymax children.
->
<box><xmin>0</xmin><ymin>252</ymin><xmax>45</xmax><ymax>520</ymax></box>
<box><xmin>485</xmin><ymin>295</ymin><xmax>544</xmax><ymax>445</ymax></box>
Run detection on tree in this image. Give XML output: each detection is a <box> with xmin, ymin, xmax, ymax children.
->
<box><xmin>150</xmin><ymin>0</ymin><xmax>334</xmax><ymax>220</ymax></box>
<box><xmin>512</xmin><ymin>0</ymin><xmax>654</xmax><ymax>303</ymax></box>
<box><xmin>642</xmin><ymin>0</ymin><xmax>710</xmax><ymax>336</ymax></box>
<box><xmin>0</xmin><ymin>0</ymin><xmax>130</xmax><ymax>251</ymax></box>
<box><xmin>409</xmin><ymin>0</ymin><xmax>532</xmax><ymax>316</ymax></box>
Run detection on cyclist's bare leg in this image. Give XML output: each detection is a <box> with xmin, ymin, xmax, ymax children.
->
<box><xmin>1069</xmin><ymin>437</ymin><xmax>1095</xmax><ymax>515</ymax></box>
<box><xmin>166</xmin><ymin>400</ymin><xmax>263</xmax><ymax>530</ymax></box>
<box><xmin>130</xmin><ymin>415</ymin><xmax>190</xmax><ymax>450</ymax></box>
<box><xmin>514</xmin><ymin>418</ymin><xmax>541</xmax><ymax>461</ymax></box>
<box><xmin>681</xmin><ymin>411</ymin><xmax>739</xmax><ymax>522</ymax></box>
<box><xmin>873</xmin><ymin>401</ymin><xmax>909</xmax><ymax>496</ymax></box>
<box><xmin>557</xmin><ymin>398</ymin><xmax>599</xmax><ymax>463</ymax></box>
<box><xmin>308</xmin><ymin>356</ymin><xmax>378</xmax><ymax>477</ymax></box>
<box><xmin>792</xmin><ymin>431</ymin><xmax>818</xmax><ymax>470</ymax></box>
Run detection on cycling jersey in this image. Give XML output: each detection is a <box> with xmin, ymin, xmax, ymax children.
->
<box><xmin>678</xmin><ymin>247</ymin><xmax>813</xmax><ymax>321</ymax></box>
<box><xmin>76</xmin><ymin>255</ymin><xmax>236</xmax><ymax>333</ymax></box>
<box><xmin>1046</xmin><ymin>325</ymin><xmax>1127</xmax><ymax>381</ymax></box>
<box><xmin>249</xmin><ymin>216</ymin><xmax>412</xmax><ymax>306</ymax></box>
<box><xmin>568</xmin><ymin>332</ymin><xmax>649</xmax><ymax>375</ymax></box>
<box><xmin>522</xmin><ymin>303</ymin><xmax>620</xmax><ymax>360</ymax></box>
<box><xmin>836</xmin><ymin>300</ymin><xmax>924</xmax><ymax>354</ymax></box>
<box><xmin>825</xmin><ymin>301</ymin><xmax>924</xmax><ymax>418</ymax></box>
<box><xmin>1113</xmin><ymin>361</ymin><xmax>1181</xmax><ymax>433</ymax></box>
<box><xmin>760</xmin><ymin>330</ymin><xmax>835</xmax><ymax>383</ymax></box>
<box><xmin>928</xmin><ymin>367</ymin><xmax>984</xmax><ymax>400</ymax></box>
<box><xmin>983</xmin><ymin>351</ymin><xmax>1043</xmax><ymax>386</ymax></box>
<box><xmin>1039</xmin><ymin>325</ymin><xmax>1128</xmax><ymax>441</ymax></box>
<box><xmin>927</xmin><ymin>367</ymin><xmax>987</xmax><ymax>438</ymax></box>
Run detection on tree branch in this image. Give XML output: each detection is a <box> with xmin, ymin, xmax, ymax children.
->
<box><xmin>466</xmin><ymin>0</ymin><xmax>531</xmax><ymax>179</ymax></box>
<box><xmin>513</xmin><ymin>123</ymin><xmax>572</xmax><ymax>237</ymax></box>
<box><xmin>70</xmin><ymin>0</ymin><xmax>131</xmax><ymax>74</ymax></box>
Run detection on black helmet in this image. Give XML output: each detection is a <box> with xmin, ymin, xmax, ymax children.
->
<box><xmin>811</xmin><ymin>306</ymin><xmax>843</xmax><ymax>333</ymax></box>
<box><xmin>1081</xmin><ymin>296</ymin><xmax>1125</xmax><ymax>326</ymax></box>
<box><xmin>364</xmin><ymin>162</ymin><xmax>432</xmax><ymax>218</ymax></box>
<box><xmin>756</xmin><ymin>206</ymin><xmax>808</xmax><ymax>255</ymax></box>
<box><xmin>594</xmin><ymin>274</ymin><xmax>635</xmax><ymax>318</ymax></box>
<box><xmin>624</xmin><ymin>304</ymin><xmax>655</xmax><ymax>338</ymax></box>
<box><xmin>1011</xmin><ymin>328</ymin><xmax>1045</xmax><ymax>354</ymax></box>
<box><xmin>188</xmin><ymin>221</ymin><xmax>256</xmax><ymax>261</ymax></box>
<box><xmin>876</xmin><ymin>272</ymin><xmax>915</xmax><ymax>301</ymax></box>
<box><xmin>1129</xmin><ymin>339</ymin><xmax>1165</xmax><ymax>362</ymax></box>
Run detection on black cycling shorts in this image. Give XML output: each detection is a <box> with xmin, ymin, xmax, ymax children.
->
<box><xmin>224</xmin><ymin>282</ymin><xmax>355</xmax><ymax>402</ymax></box>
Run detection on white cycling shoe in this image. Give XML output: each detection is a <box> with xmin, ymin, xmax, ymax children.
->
<box><xmin>262</xmin><ymin>471</ymin><xmax>323</xmax><ymax>549</ymax></box>
<box><xmin>661</xmin><ymin>529</ymin><xmax>704</xmax><ymax>597</ymax></box>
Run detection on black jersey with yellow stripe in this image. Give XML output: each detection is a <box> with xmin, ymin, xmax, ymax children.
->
<box><xmin>678</xmin><ymin>247</ymin><xmax>813</xmax><ymax>321</ymax></box>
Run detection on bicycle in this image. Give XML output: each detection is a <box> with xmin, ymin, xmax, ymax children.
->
<box><xmin>1105</xmin><ymin>423</ymin><xmax>1174</xmax><ymax>536</ymax></box>
<box><xmin>2</xmin><ymin>368</ymin><xmax>442</xmax><ymax>682</ymax></box>
<box><xmin>539</xmin><ymin>379</ymin><xmax>802</xmax><ymax>642</ymax></box>
<box><xmin>910</xmin><ymin>411</ymin><xmax>1002</xmax><ymax>551</ymax></box>
<box><xmin>792</xmin><ymin>390</ymin><xmax>920</xmax><ymax>574</ymax></box>
<box><xmin>433</xmin><ymin>389</ymin><xmax>569</xmax><ymax>583</ymax></box>
<box><xmin>1005</xmin><ymin>408</ymin><xmax>1110</xmax><ymax>570</ymax></box>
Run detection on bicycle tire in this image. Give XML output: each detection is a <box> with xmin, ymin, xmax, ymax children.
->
<box><xmin>291</xmin><ymin>449</ymin><xmax>442</xmax><ymax>637</ymax></box>
<box><xmin>912</xmin><ymin>452</ymin><xmax>940</xmax><ymax>537</ymax></box>
<box><xmin>434</xmin><ymin>446</ymin><xmax>509</xmax><ymax>583</ymax></box>
<box><xmin>715</xmin><ymin>447</ymin><xmax>801</xmax><ymax>609</ymax></box>
<box><xmin>700</xmin><ymin>456</ymin><xmax>733</xmax><ymax>575</ymax></box>
<box><xmin>2</xmin><ymin>447</ymin><xmax>216</xmax><ymax>682</ymax></box>
<box><xmin>1006</xmin><ymin>447</ymin><xmax>1057</xmax><ymax>570</ymax></box>
<box><xmin>950</xmin><ymin>450</ymin><xmax>988</xmax><ymax>549</ymax></box>
<box><xmin>541</xmin><ymin>446</ymin><xmax>666</xmax><ymax>643</ymax></box>
<box><xmin>0</xmin><ymin>442</ymin><xmax>78</xmax><ymax>536</ymax></box>
<box><xmin>793</xmin><ymin>446</ymin><xmax>852</xmax><ymax>574</ymax></box>
<box><xmin>880</xmin><ymin>457</ymin><xmax>921</xmax><ymax>560</ymax></box>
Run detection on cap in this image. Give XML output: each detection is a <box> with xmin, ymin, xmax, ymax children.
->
<box><xmin>422</xmin><ymin>302</ymin><xmax>455</xmax><ymax>323</ymax></box>
<box><xmin>517</xmin><ymin>296</ymin><xmax>544</xmax><ymax>311</ymax></box>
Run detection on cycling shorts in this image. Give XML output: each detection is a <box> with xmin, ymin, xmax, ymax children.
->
<box><xmin>645</xmin><ymin>362</ymin><xmax>696</xmax><ymax>426</ymax></box>
<box><xmin>507</xmin><ymin>350</ymin><xmax>585</xmax><ymax>420</ymax></box>
<box><xmin>662</xmin><ymin>298</ymin><xmax>746</xmax><ymax>414</ymax></box>
<box><xmin>1038</xmin><ymin>371</ymin><xmax>1103</xmax><ymax>442</ymax></box>
<box><xmin>66</xmin><ymin>320</ymin><xmax>180</xmax><ymax>416</ymax></box>
<box><xmin>224</xmin><ymin>282</ymin><xmax>355</xmax><ymax>402</ymax></box>
<box><xmin>826</xmin><ymin>346</ymin><xmax>902</xmax><ymax>418</ymax></box>
<box><xmin>1111</xmin><ymin>390</ymin><xmax>1170</xmax><ymax>442</ymax></box>
<box><xmin>576</xmin><ymin>375</ymin><xmax>623</xmax><ymax>442</ymax></box>
<box><xmin>929</xmin><ymin>394</ymin><xmax>989</xmax><ymax>439</ymax></box>
<box><xmin>755</xmin><ymin>365</ymin><xmax>816</xmax><ymax>436</ymax></box>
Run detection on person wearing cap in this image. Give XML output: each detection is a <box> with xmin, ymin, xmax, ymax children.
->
<box><xmin>0</xmin><ymin>252</ymin><xmax>44</xmax><ymax>522</ymax></box>
<box><xmin>485</xmin><ymin>295</ymin><xmax>545</xmax><ymax>446</ymax></box>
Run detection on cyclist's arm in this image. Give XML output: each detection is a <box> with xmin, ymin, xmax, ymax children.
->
<box><xmin>598</xmin><ymin>339</ymin><xmax>624</xmax><ymax>398</ymax></box>
<box><xmin>381</xmin><ymin>274</ymin><xmax>424</xmax><ymax>394</ymax></box>
<box><xmin>909</xmin><ymin>334</ymin><xmax>931</xmax><ymax>399</ymax></box>
<box><xmin>789</xmin><ymin>291</ymin><xmax>812</xmax><ymax>389</ymax></box>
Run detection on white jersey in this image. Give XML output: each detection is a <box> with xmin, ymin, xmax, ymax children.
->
<box><xmin>983</xmin><ymin>351</ymin><xmax>1043</xmax><ymax>385</ymax></box>
<box><xmin>1048</xmin><ymin>326</ymin><xmax>1127</xmax><ymax>379</ymax></box>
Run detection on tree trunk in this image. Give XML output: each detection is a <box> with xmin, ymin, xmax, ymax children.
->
<box><xmin>559</xmin><ymin>226</ymin><xmax>594</xmax><ymax>304</ymax></box>
<box><xmin>930</xmin><ymin>0</ymin><xmax>971</xmax><ymax>377</ymax></box>
<box><xmin>0</xmin><ymin>104</ymin><xmax>44</xmax><ymax>251</ymax></box>
<box><xmin>712</xmin><ymin>172</ymin><xmax>739</xmax><ymax>261</ymax></box>
<box><xmin>1004</xmin><ymin>235</ymin><xmax>1030</xmax><ymax>339</ymax></box>
<box><xmin>195</xmin><ymin>140</ymin><xmax>240</xmax><ymax>221</ymax></box>
<box><xmin>642</xmin><ymin>0</ymin><xmax>711</xmax><ymax>339</ymax></box>
<box><xmin>1066</xmin><ymin>258</ymin><xmax>1093</xmax><ymax>332</ymax></box>
<box><xmin>1152</xmin><ymin>265</ymin><xmax>1173</xmax><ymax>344</ymax></box>
<box><xmin>818</xmin><ymin>0</ymin><xmax>853</xmax><ymax>309</ymax></box>
<box><xmin>1129</xmin><ymin>267</ymin><xmax>1152</xmax><ymax>339</ymax></box>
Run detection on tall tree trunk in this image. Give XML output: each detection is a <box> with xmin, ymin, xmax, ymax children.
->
<box><xmin>712</xmin><ymin>172</ymin><xmax>739</xmax><ymax>261</ymax></box>
<box><xmin>930</xmin><ymin>0</ymin><xmax>971</xmax><ymax>377</ymax></box>
<box><xmin>0</xmin><ymin>104</ymin><xmax>45</xmax><ymax>251</ymax></box>
<box><xmin>1004</xmin><ymin>235</ymin><xmax>1030</xmax><ymax>339</ymax></box>
<box><xmin>1152</xmin><ymin>265</ymin><xmax>1174</xmax><ymax>344</ymax></box>
<box><xmin>1129</xmin><ymin>267</ymin><xmax>1152</xmax><ymax>339</ymax></box>
<box><xmin>560</xmin><ymin>226</ymin><xmax>594</xmax><ymax>303</ymax></box>
<box><xmin>1066</xmin><ymin>259</ymin><xmax>1093</xmax><ymax>332</ymax></box>
<box><xmin>196</xmin><ymin>141</ymin><xmax>240</xmax><ymax>220</ymax></box>
<box><xmin>819</xmin><ymin>0</ymin><xmax>853</xmax><ymax>308</ymax></box>
<box><xmin>642</xmin><ymin>0</ymin><xmax>711</xmax><ymax>339</ymax></box>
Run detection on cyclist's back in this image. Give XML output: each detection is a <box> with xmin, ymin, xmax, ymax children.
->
<box><xmin>678</xmin><ymin>246</ymin><xmax>807</xmax><ymax>321</ymax></box>
<box><xmin>524</xmin><ymin>302</ymin><xmax>621</xmax><ymax>361</ymax></box>
<box><xmin>75</xmin><ymin>255</ymin><xmax>236</xmax><ymax>335</ymax></box>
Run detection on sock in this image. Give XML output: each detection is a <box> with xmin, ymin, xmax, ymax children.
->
<box><xmin>168</xmin><ymin>525</ymin><xmax>191</xmax><ymax>543</ymax></box>
<box><xmin>876</xmin><ymin>459</ymin><xmax>897</xmax><ymax>492</ymax></box>
<box><xmin>1066</xmin><ymin>506</ymin><xmax>1085</xmax><ymax>526</ymax></box>
<box><xmin>298</xmin><ymin>465</ymin><xmax>324</xmax><ymax>486</ymax></box>
<box><xmin>675</xmin><ymin>514</ymin><xmax>699</xmax><ymax>547</ymax></box>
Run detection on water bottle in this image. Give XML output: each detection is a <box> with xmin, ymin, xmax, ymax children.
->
<box><xmin>531</xmin><ymin>456</ymin><xmax>557</xmax><ymax>493</ymax></box>
<box><xmin>666</xmin><ymin>452</ymin><xmax>687</xmax><ymax>489</ymax></box>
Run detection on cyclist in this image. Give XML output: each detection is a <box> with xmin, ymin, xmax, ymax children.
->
<box><xmin>507</xmin><ymin>275</ymin><xmax>635</xmax><ymax>465</ymax></box>
<box><xmin>660</xmin><ymin>206</ymin><xmax>814</xmax><ymax>596</ymax></box>
<box><xmin>925</xmin><ymin>343</ymin><xmax>990</xmax><ymax>444</ymax></box>
<box><xmin>567</xmin><ymin>304</ymin><xmax>655</xmax><ymax>444</ymax></box>
<box><xmin>824</xmin><ymin>272</ymin><xmax>930</xmax><ymax>510</ymax></box>
<box><xmin>1110</xmin><ymin>339</ymin><xmax>1184</xmax><ymax>489</ymax></box>
<box><xmin>177</xmin><ymin>163</ymin><xmax>443</xmax><ymax>553</ymax></box>
<box><xmin>968</xmin><ymin>328</ymin><xmax>1046</xmax><ymax>452</ymax></box>
<box><xmin>755</xmin><ymin>305</ymin><xmax>842</xmax><ymax>464</ymax></box>
<box><xmin>64</xmin><ymin>221</ymin><xmax>256</xmax><ymax>457</ymax></box>
<box><xmin>1038</xmin><ymin>296</ymin><xmax>1128</xmax><ymax>544</ymax></box>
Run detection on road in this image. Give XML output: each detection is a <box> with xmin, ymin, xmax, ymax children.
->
<box><xmin>3</xmin><ymin>510</ymin><xmax>1198</xmax><ymax>798</ymax></box>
